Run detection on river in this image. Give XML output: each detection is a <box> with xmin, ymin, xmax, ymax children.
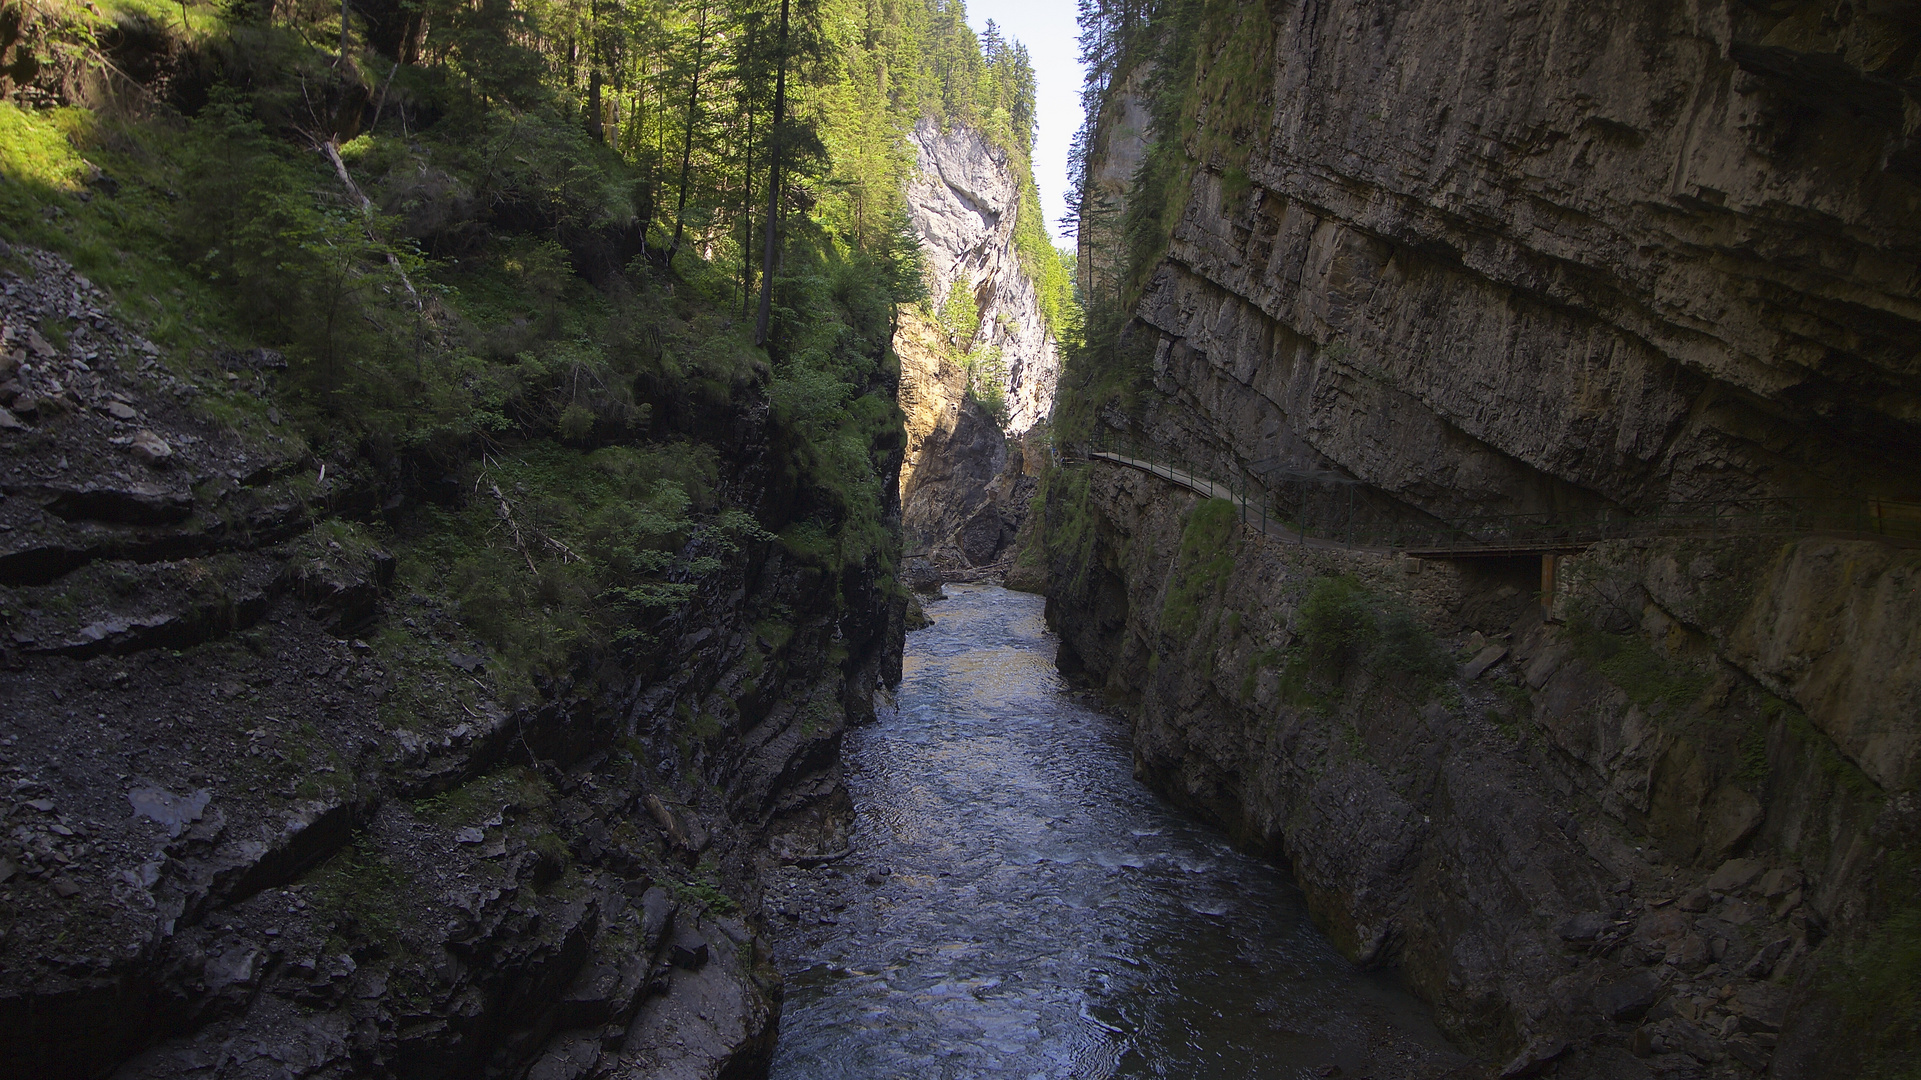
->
<box><xmin>764</xmin><ymin>584</ymin><xmax>1471</xmax><ymax>1079</ymax></box>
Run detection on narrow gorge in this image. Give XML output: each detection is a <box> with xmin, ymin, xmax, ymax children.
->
<box><xmin>2</xmin><ymin>0</ymin><xmax>1918</xmax><ymax>1078</ymax></box>
<box><xmin>895</xmin><ymin>117</ymin><xmax>1060</xmax><ymax>580</ymax></box>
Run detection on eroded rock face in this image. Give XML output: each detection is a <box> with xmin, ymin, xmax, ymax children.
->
<box><xmin>896</xmin><ymin>119</ymin><xmax>1054</xmax><ymax>571</ymax></box>
<box><xmin>1039</xmin><ymin>0</ymin><xmax>1921</xmax><ymax>1074</ymax></box>
<box><xmin>1037</xmin><ymin>467</ymin><xmax>1905</xmax><ymax>1076</ymax></box>
<box><xmin>1088</xmin><ymin>0</ymin><xmax>1921</xmax><ymax>818</ymax></box>
<box><xmin>1107</xmin><ymin>1</ymin><xmax>1920</xmax><ymax>516</ymax></box>
<box><xmin>0</xmin><ymin>249</ymin><xmax>900</xmax><ymax>1080</ymax></box>
<box><xmin>900</xmin><ymin>118</ymin><xmax>1059</xmax><ymax>437</ymax></box>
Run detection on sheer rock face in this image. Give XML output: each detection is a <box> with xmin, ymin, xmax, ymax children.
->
<box><xmin>1041</xmin><ymin>0</ymin><xmax>1921</xmax><ymax>1073</ymax></box>
<box><xmin>1124</xmin><ymin>0</ymin><xmax>1920</xmax><ymax>517</ymax></box>
<box><xmin>1044</xmin><ymin>462</ymin><xmax>1920</xmax><ymax>1078</ymax></box>
<box><xmin>897</xmin><ymin>119</ymin><xmax>1055</xmax><ymax>568</ymax></box>
<box><xmin>901</xmin><ymin>118</ymin><xmax>1058</xmax><ymax>437</ymax></box>
<box><xmin>1102</xmin><ymin>0</ymin><xmax>1921</xmax><ymax>806</ymax></box>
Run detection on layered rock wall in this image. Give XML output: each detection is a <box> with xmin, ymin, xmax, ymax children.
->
<box><xmin>1041</xmin><ymin>463</ymin><xmax>1917</xmax><ymax>1077</ymax></box>
<box><xmin>899</xmin><ymin>118</ymin><xmax>1060</xmax><ymax>437</ymax></box>
<box><xmin>1040</xmin><ymin>0</ymin><xmax>1921</xmax><ymax>1075</ymax></box>
<box><xmin>0</xmin><ymin>248</ymin><xmax>902</xmax><ymax>1079</ymax></box>
<box><xmin>1102</xmin><ymin>0</ymin><xmax>1921</xmax><ymax>513</ymax></box>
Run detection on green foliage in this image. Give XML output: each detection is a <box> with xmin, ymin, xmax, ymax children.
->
<box><xmin>310</xmin><ymin>834</ymin><xmax>413</xmax><ymax>946</ymax></box>
<box><xmin>1294</xmin><ymin>575</ymin><xmax>1451</xmax><ymax>692</ymax></box>
<box><xmin>1563</xmin><ymin>615</ymin><xmax>1712</xmax><ymax>720</ymax></box>
<box><xmin>1071</xmin><ymin>0</ymin><xmax>1276</xmax><ymax>304</ymax></box>
<box><xmin>1050</xmin><ymin>0</ymin><xmax>1272</xmax><ymax>448</ymax></box>
<box><xmin>1487</xmin><ymin>681</ymin><xmax>1533</xmax><ymax>738</ymax></box>
<box><xmin>1238</xmin><ymin>645</ymin><xmax>1282</xmax><ymax>701</ymax></box>
<box><xmin>1013</xmin><ymin>179</ymin><xmax>1080</xmax><ymax>345</ymax></box>
<box><xmin>1160</xmin><ymin>497</ymin><xmax>1238</xmax><ymax>641</ymax></box>
<box><xmin>936</xmin><ymin>277</ymin><xmax>981</xmax><ymax>345</ymax></box>
<box><xmin>747</xmin><ymin>230</ymin><xmax>912</xmax><ymax>581</ymax></box>
<box><xmin>0</xmin><ymin>102</ymin><xmax>87</xmax><ymax>202</ymax></box>
<box><xmin>796</xmin><ymin>696</ymin><xmax>837</xmax><ymax>736</ymax></box>
<box><xmin>1297</xmin><ymin>577</ymin><xmax>1377</xmax><ymax>673</ymax></box>
<box><xmin>394</xmin><ymin>442</ymin><xmax>726</xmax><ymax>699</ymax></box>
<box><xmin>931</xmin><ymin>275</ymin><xmax>1011</xmax><ymax>426</ymax></box>
<box><xmin>907</xmin><ymin>2</ymin><xmax>1037</xmax><ymax>159</ymax></box>
<box><xmin>1831</xmin><ymin>853</ymin><xmax>1921</xmax><ymax>1079</ymax></box>
<box><xmin>1032</xmin><ymin>464</ymin><xmax>1102</xmax><ymax>591</ymax></box>
<box><xmin>1766</xmin><ymin>694</ymin><xmax>1882</xmax><ymax>803</ymax></box>
<box><xmin>0</xmin><ymin>0</ymin><xmax>1023</xmax><ymax>735</ymax></box>
<box><xmin>961</xmin><ymin>345</ymin><xmax>1007</xmax><ymax>425</ymax></box>
<box><xmin>412</xmin><ymin>767</ymin><xmax>553</xmax><ymax>824</ymax></box>
<box><xmin>672</xmin><ymin>856</ymin><xmax>739</xmax><ymax>915</ymax></box>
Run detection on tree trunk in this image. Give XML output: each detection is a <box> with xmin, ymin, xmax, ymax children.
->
<box><xmin>585</xmin><ymin>0</ymin><xmax>603</xmax><ymax>141</ymax></box>
<box><xmin>739</xmin><ymin>16</ymin><xmax>757</xmax><ymax>318</ymax></box>
<box><xmin>753</xmin><ymin>0</ymin><xmax>791</xmax><ymax>348</ymax></box>
<box><xmin>667</xmin><ymin>0</ymin><xmax>710</xmax><ymax>263</ymax></box>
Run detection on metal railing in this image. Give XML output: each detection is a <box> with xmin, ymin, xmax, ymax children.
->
<box><xmin>1074</xmin><ymin>430</ymin><xmax>1921</xmax><ymax>555</ymax></box>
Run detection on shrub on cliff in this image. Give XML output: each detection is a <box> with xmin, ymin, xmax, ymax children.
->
<box><xmin>1295</xmin><ymin>575</ymin><xmax>1451</xmax><ymax>693</ymax></box>
<box><xmin>1160</xmin><ymin>496</ymin><xmax>1240</xmax><ymax>641</ymax></box>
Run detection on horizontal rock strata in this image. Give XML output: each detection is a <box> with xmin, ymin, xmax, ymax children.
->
<box><xmin>0</xmin><ymin>249</ymin><xmax>900</xmax><ymax>1079</ymax></box>
<box><xmin>1043</xmin><ymin>0</ymin><xmax>1921</xmax><ymax>1075</ymax></box>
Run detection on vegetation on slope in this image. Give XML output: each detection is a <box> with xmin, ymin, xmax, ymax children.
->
<box><xmin>0</xmin><ymin>0</ymin><xmax>1053</xmax><ymax>695</ymax></box>
<box><xmin>1048</xmin><ymin>0</ymin><xmax>1271</xmax><ymax>447</ymax></box>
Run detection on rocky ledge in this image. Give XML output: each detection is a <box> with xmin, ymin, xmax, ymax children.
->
<box><xmin>0</xmin><ymin>248</ymin><xmax>901</xmax><ymax>1079</ymax></box>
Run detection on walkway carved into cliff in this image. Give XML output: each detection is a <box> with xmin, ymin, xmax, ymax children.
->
<box><xmin>1079</xmin><ymin>441</ymin><xmax>1921</xmax><ymax>560</ymax></box>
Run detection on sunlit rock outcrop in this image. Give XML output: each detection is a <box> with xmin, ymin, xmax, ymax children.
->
<box><xmin>897</xmin><ymin>119</ymin><xmax>1056</xmax><ymax>572</ymax></box>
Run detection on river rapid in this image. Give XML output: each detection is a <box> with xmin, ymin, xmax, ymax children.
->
<box><xmin>765</xmin><ymin>585</ymin><xmax>1472</xmax><ymax>1079</ymax></box>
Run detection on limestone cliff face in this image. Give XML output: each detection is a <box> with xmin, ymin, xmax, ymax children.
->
<box><xmin>1091</xmin><ymin>0</ymin><xmax>1921</xmax><ymax>813</ymax></box>
<box><xmin>1039</xmin><ymin>468</ymin><xmax>1915</xmax><ymax>1076</ymax></box>
<box><xmin>1039</xmin><ymin>1</ymin><xmax>1921</xmax><ymax>1074</ymax></box>
<box><xmin>897</xmin><ymin>118</ymin><xmax>1055</xmax><ymax>569</ymax></box>
<box><xmin>1089</xmin><ymin>1</ymin><xmax>1921</xmax><ymax>510</ymax></box>
<box><xmin>900</xmin><ymin>118</ymin><xmax>1059</xmax><ymax>437</ymax></box>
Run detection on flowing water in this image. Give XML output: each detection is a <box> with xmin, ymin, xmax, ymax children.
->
<box><xmin>766</xmin><ymin>585</ymin><xmax>1472</xmax><ymax>1079</ymax></box>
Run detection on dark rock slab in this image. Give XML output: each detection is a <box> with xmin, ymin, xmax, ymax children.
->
<box><xmin>42</xmin><ymin>482</ymin><xmax>192</xmax><ymax>526</ymax></box>
<box><xmin>1593</xmin><ymin>970</ymin><xmax>1662</xmax><ymax>1022</ymax></box>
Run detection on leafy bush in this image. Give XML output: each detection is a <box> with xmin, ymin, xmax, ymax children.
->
<box><xmin>1295</xmin><ymin>575</ymin><xmax>1451</xmax><ymax>690</ymax></box>
<box><xmin>1563</xmin><ymin>610</ymin><xmax>1711</xmax><ymax>719</ymax></box>
<box><xmin>1160</xmin><ymin>497</ymin><xmax>1239</xmax><ymax>641</ymax></box>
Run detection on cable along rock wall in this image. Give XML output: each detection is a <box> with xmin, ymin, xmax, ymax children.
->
<box><xmin>1042</xmin><ymin>1</ymin><xmax>1921</xmax><ymax>1076</ymax></box>
<box><xmin>896</xmin><ymin>118</ymin><xmax>1058</xmax><ymax>574</ymax></box>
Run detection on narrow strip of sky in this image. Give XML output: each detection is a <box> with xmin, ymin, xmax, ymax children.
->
<box><xmin>963</xmin><ymin>0</ymin><xmax>1083</xmax><ymax>249</ymax></box>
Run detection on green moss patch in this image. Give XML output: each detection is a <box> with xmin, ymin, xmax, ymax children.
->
<box><xmin>1159</xmin><ymin>497</ymin><xmax>1240</xmax><ymax>641</ymax></box>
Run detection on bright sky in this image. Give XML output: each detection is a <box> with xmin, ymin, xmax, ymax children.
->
<box><xmin>964</xmin><ymin>0</ymin><xmax>1085</xmax><ymax>249</ymax></box>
